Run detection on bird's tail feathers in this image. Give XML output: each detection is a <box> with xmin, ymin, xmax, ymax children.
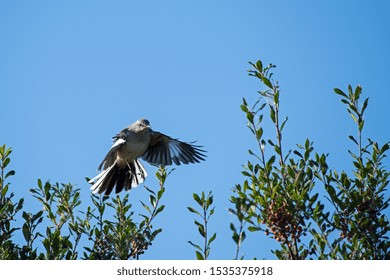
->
<box><xmin>125</xmin><ymin>159</ymin><xmax>148</xmax><ymax>191</ymax></box>
<box><xmin>89</xmin><ymin>159</ymin><xmax>148</xmax><ymax>196</ymax></box>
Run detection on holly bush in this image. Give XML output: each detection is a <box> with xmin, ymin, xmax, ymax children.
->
<box><xmin>230</xmin><ymin>60</ymin><xmax>389</xmax><ymax>259</ymax></box>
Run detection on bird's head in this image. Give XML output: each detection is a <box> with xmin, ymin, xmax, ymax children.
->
<box><xmin>133</xmin><ymin>118</ymin><xmax>151</xmax><ymax>133</ymax></box>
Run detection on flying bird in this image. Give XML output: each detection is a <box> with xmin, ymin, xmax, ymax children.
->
<box><xmin>89</xmin><ymin>119</ymin><xmax>206</xmax><ymax>196</ymax></box>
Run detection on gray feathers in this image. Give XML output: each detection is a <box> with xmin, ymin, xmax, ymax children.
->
<box><xmin>142</xmin><ymin>131</ymin><xmax>206</xmax><ymax>166</ymax></box>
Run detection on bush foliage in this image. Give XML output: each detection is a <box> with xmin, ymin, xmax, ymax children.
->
<box><xmin>229</xmin><ymin>60</ymin><xmax>389</xmax><ymax>259</ymax></box>
<box><xmin>0</xmin><ymin>148</ymin><xmax>168</xmax><ymax>260</ymax></box>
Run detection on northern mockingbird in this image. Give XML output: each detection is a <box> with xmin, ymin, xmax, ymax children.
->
<box><xmin>89</xmin><ymin>119</ymin><xmax>206</xmax><ymax>196</ymax></box>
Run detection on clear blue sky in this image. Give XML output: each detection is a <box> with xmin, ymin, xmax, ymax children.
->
<box><xmin>1</xmin><ymin>0</ymin><xmax>389</xmax><ymax>259</ymax></box>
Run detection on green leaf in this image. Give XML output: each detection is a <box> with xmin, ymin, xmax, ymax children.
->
<box><xmin>358</xmin><ymin>119</ymin><xmax>365</xmax><ymax>132</ymax></box>
<box><xmin>206</xmin><ymin>194</ymin><xmax>213</xmax><ymax>209</ymax></box>
<box><xmin>334</xmin><ymin>88</ymin><xmax>347</xmax><ymax>98</ymax></box>
<box><xmin>1</xmin><ymin>184</ymin><xmax>8</xmax><ymax>197</ymax></box>
<box><xmin>157</xmin><ymin>187</ymin><xmax>165</xmax><ymax>200</ymax></box>
<box><xmin>350</xmin><ymin>113</ymin><xmax>358</xmax><ymax>124</ymax></box>
<box><xmin>15</xmin><ymin>198</ymin><xmax>24</xmax><ymax>212</ymax></box>
<box><xmin>144</xmin><ymin>186</ymin><xmax>156</xmax><ymax>195</ymax></box>
<box><xmin>348</xmin><ymin>135</ymin><xmax>358</xmax><ymax>146</ymax></box>
<box><xmin>196</xmin><ymin>223</ymin><xmax>205</xmax><ymax>237</ymax></box>
<box><xmin>246</xmin><ymin>111</ymin><xmax>254</xmax><ymax>123</ymax></box>
<box><xmin>232</xmin><ymin>232</ymin><xmax>240</xmax><ymax>244</ymax></box>
<box><xmin>5</xmin><ymin>170</ymin><xmax>15</xmax><ymax>178</ymax></box>
<box><xmin>256</xmin><ymin>127</ymin><xmax>263</xmax><ymax>140</ymax></box>
<box><xmin>380</xmin><ymin>143</ymin><xmax>389</xmax><ymax>154</ymax></box>
<box><xmin>280</xmin><ymin>116</ymin><xmax>288</xmax><ymax>131</ymax></box>
<box><xmin>37</xmin><ymin>179</ymin><xmax>43</xmax><ymax>190</ymax></box>
<box><xmin>353</xmin><ymin>160</ymin><xmax>362</xmax><ymax>169</ymax></box>
<box><xmin>293</xmin><ymin>150</ymin><xmax>303</xmax><ymax>158</ymax></box>
<box><xmin>268</xmin><ymin>139</ymin><xmax>275</xmax><ymax>146</ymax></box>
<box><xmin>141</xmin><ymin>201</ymin><xmax>151</xmax><ymax>213</ymax></box>
<box><xmin>240</xmin><ymin>104</ymin><xmax>249</xmax><ymax>113</ymax></box>
<box><xmin>22</xmin><ymin>224</ymin><xmax>31</xmax><ymax>242</ymax></box>
<box><xmin>258</xmin><ymin>102</ymin><xmax>267</xmax><ymax>111</ymax></box>
<box><xmin>195</xmin><ymin>251</ymin><xmax>204</xmax><ymax>260</ymax></box>
<box><xmin>151</xmin><ymin>228</ymin><xmax>163</xmax><ymax>238</ymax></box>
<box><xmin>139</xmin><ymin>219</ymin><xmax>146</xmax><ymax>229</ymax></box>
<box><xmin>361</xmin><ymin>97</ymin><xmax>369</xmax><ymax>114</ymax></box>
<box><xmin>6</xmin><ymin>145</ymin><xmax>12</xmax><ymax>156</ymax></box>
<box><xmin>149</xmin><ymin>195</ymin><xmax>156</xmax><ymax>208</ymax></box>
<box><xmin>241</xmin><ymin>231</ymin><xmax>246</xmax><ymax>243</ymax></box>
<box><xmin>187</xmin><ymin>207</ymin><xmax>202</xmax><ymax>216</ymax></box>
<box><xmin>44</xmin><ymin>181</ymin><xmax>51</xmax><ymax>199</ymax></box>
<box><xmin>267</xmin><ymin>155</ymin><xmax>276</xmax><ymax>167</ymax></box>
<box><xmin>208</xmin><ymin>233</ymin><xmax>217</xmax><ymax>245</ymax></box>
<box><xmin>270</xmin><ymin>106</ymin><xmax>276</xmax><ymax>123</ymax></box>
<box><xmin>248</xmin><ymin>226</ymin><xmax>260</xmax><ymax>232</ymax></box>
<box><xmin>193</xmin><ymin>193</ymin><xmax>203</xmax><ymax>206</ymax></box>
<box><xmin>3</xmin><ymin>157</ymin><xmax>10</xmax><ymax>168</ymax></box>
<box><xmin>348</xmin><ymin>84</ymin><xmax>353</xmax><ymax>98</ymax></box>
<box><xmin>325</xmin><ymin>184</ymin><xmax>338</xmax><ymax>202</ymax></box>
<box><xmin>310</xmin><ymin>193</ymin><xmax>319</xmax><ymax>205</ymax></box>
<box><xmin>274</xmin><ymin>145</ymin><xmax>281</xmax><ymax>155</ymax></box>
<box><xmin>262</xmin><ymin>76</ymin><xmax>273</xmax><ymax>89</ymax></box>
<box><xmin>354</xmin><ymin>85</ymin><xmax>362</xmax><ymax>100</ymax></box>
<box><xmin>274</xmin><ymin>90</ymin><xmax>280</xmax><ymax>105</ymax></box>
<box><xmin>155</xmin><ymin>205</ymin><xmax>165</xmax><ymax>215</ymax></box>
<box><xmin>188</xmin><ymin>241</ymin><xmax>202</xmax><ymax>252</ymax></box>
<box><xmin>22</xmin><ymin>211</ymin><xmax>30</xmax><ymax>221</ymax></box>
<box><xmin>255</xmin><ymin>60</ymin><xmax>263</xmax><ymax>72</ymax></box>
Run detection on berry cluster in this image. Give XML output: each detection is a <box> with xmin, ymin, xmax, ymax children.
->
<box><xmin>338</xmin><ymin>204</ymin><xmax>379</xmax><ymax>241</ymax></box>
<box><xmin>263</xmin><ymin>202</ymin><xmax>304</xmax><ymax>244</ymax></box>
<box><xmin>130</xmin><ymin>234</ymin><xmax>150</xmax><ymax>258</ymax></box>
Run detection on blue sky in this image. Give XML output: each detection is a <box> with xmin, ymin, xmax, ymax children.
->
<box><xmin>1</xmin><ymin>0</ymin><xmax>389</xmax><ymax>259</ymax></box>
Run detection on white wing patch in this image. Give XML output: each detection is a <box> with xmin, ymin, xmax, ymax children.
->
<box><xmin>112</xmin><ymin>138</ymin><xmax>126</xmax><ymax>148</ymax></box>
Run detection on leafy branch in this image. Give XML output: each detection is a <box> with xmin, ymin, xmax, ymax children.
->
<box><xmin>188</xmin><ymin>191</ymin><xmax>216</xmax><ymax>260</ymax></box>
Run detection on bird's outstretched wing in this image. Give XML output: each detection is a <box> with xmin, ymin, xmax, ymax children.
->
<box><xmin>142</xmin><ymin>131</ymin><xmax>206</xmax><ymax>166</ymax></box>
<box><xmin>97</xmin><ymin>131</ymin><xmax>127</xmax><ymax>170</ymax></box>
